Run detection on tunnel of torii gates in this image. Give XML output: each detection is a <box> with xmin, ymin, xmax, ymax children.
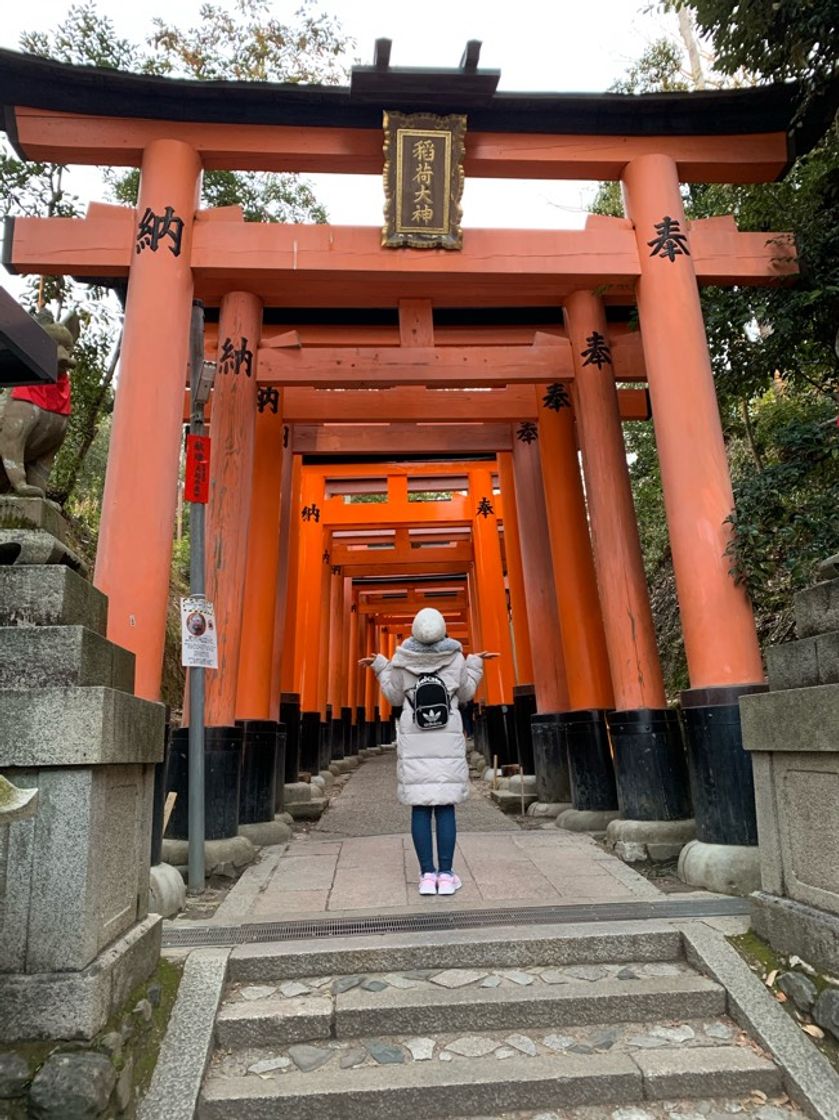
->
<box><xmin>1</xmin><ymin>44</ymin><xmax>826</xmax><ymax>847</ymax></box>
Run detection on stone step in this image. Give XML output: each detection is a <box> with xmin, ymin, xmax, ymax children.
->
<box><xmin>216</xmin><ymin>964</ymin><xmax>722</xmax><ymax>1049</ymax></box>
<box><xmin>0</xmin><ymin>625</ymin><xmax>135</xmax><ymax>691</ymax></box>
<box><xmin>228</xmin><ymin>923</ymin><xmax>684</xmax><ymax>982</ymax></box>
<box><xmin>333</xmin><ymin>974</ymin><xmax>724</xmax><ymax>1039</ymax></box>
<box><xmin>0</xmin><ymin>564</ymin><xmax>107</xmax><ymax>633</ymax></box>
<box><xmin>199</xmin><ymin>1045</ymin><xmax>781</xmax><ymax>1120</ymax></box>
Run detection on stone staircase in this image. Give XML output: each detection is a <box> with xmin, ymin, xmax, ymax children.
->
<box><xmin>198</xmin><ymin>923</ymin><xmax>803</xmax><ymax>1120</ymax></box>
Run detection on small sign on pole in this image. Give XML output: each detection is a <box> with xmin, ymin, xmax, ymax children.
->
<box><xmin>180</xmin><ymin>595</ymin><xmax>218</xmax><ymax>669</ymax></box>
<box><xmin>184</xmin><ymin>434</ymin><xmax>211</xmax><ymax>504</ymax></box>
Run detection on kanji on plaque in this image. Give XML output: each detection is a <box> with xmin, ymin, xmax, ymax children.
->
<box><xmin>382</xmin><ymin>111</ymin><xmax>466</xmax><ymax>250</ymax></box>
<box><xmin>185</xmin><ymin>434</ymin><xmax>211</xmax><ymax>503</ymax></box>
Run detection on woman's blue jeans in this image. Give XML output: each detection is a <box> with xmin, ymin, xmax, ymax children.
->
<box><xmin>411</xmin><ymin>804</ymin><xmax>456</xmax><ymax>875</ymax></box>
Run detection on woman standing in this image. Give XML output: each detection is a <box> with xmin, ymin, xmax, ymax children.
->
<box><xmin>360</xmin><ymin>607</ymin><xmax>498</xmax><ymax>896</ymax></box>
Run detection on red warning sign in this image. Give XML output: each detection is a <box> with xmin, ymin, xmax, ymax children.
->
<box><xmin>185</xmin><ymin>434</ymin><xmax>211</xmax><ymax>504</ymax></box>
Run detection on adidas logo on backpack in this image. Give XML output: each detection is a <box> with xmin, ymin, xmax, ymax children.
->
<box><xmin>408</xmin><ymin>673</ymin><xmax>452</xmax><ymax>730</ymax></box>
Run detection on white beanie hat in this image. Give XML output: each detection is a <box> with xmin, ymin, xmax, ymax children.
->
<box><xmin>412</xmin><ymin>607</ymin><xmax>446</xmax><ymax>645</ymax></box>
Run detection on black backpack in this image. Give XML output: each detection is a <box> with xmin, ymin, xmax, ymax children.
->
<box><xmin>407</xmin><ymin>673</ymin><xmax>452</xmax><ymax>730</ymax></box>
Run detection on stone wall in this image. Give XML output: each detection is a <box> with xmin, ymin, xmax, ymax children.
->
<box><xmin>741</xmin><ymin>571</ymin><xmax>839</xmax><ymax>975</ymax></box>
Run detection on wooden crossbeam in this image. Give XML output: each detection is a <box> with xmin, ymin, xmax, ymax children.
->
<box><xmin>284</xmin><ymin>383</ymin><xmax>649</xmax><ymax>423</ymax></box>
<box><xmin>257</xmin><ymin>342</ymin><xmax>574</xmax><ymax>387</ymax></box>
<box><xmin>5</xmin><ymin>214</ymin><xmax>796</xmax><ymax>310</ymax></box>
<box><xmin>11</xmin><ymin>108</ymin><xmax>790</xmax><ymax>183</ymax></box>
<box><xmin>293</xmin><ymin>423</ymin><xmax>514</xmax><ymax>455</ymax></box>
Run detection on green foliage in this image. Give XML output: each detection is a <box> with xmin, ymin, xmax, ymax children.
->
<box><xmin>147</xmin><ymin>0</ymin><xmax>350</xmax><ymax>85</ymax></box>
<box><xmin>666</xmin><ymin>0</ymin><xmax>837</xmax><ymax>91</ymax></box>
<box><xmin>594</xmin><ymin>17</ymin><xmax>839</xmax><ymax>694</ymax></box>
<box><xmin>1</xmin><ymin>0</ymin><xmax>351</xmax><ymax>534</ymax></box>
<box><xmin>725</xmin><ymin>390</ymin><xmax>839</xmax><ymax>614</ymax></box>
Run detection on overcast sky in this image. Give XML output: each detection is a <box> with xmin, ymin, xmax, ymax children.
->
<box><xmin>0</xmin><ymin>0</ymin><xmax>683</xmax><ymax>234</ymax></box>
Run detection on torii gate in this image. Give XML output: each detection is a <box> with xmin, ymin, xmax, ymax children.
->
<box><xmin>0</xmin><ymin>43</ymin><xmax>820</xmax><ymax>881</ymax></box>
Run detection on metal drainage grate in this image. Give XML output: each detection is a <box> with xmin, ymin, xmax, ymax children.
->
<box><xmin>161</xmin><ymin>896</ymin><xmax>750</xmax><ymax>949</ymax></box>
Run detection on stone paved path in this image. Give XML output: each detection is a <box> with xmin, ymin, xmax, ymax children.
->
<box><xmin>314</xmin><ymin>751</ymin><xmax>520</xmax><ymax>837</ymax></box>
<box><xmin>213</xmin><ymin>754</ymin><xmax>668</xmax><ymax>922</ymax></box>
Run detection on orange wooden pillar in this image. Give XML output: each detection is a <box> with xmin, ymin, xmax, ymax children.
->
<box><xmin>315</xmin><ymin>538</ymin><xmax>333</xmax><ymax>771</ymax></box>
<box><xmin>274</xmin><ymin>449</ymin><xmax>302</xmax><ymax>783</ymax></box>
<box><xmin>537</xmin><ymin>382</ymin><xmax>618</xmax><ymax>820</ymax></box>
<box><xmin>294</xmin><ymin>469</ymin><xmax>326</xmax><ymax>775</ymax></box>
<box><xmin>565</xmin><ymin>291</ymin><xmax>666</xmax><ymax>712</ymax></box>
<box><xmin>510</xmin><ymin>435</ymin><xmax>569</xmax><ymax>713</ymax></box>
<box><xmin>363</xmin><ymin>615</ymin><xmax>376</xmax><ymax>748</ymax></box>
<box><xmin>199</xmin><ymin>291</ymin><xmax>261</xmax><ymax>729</ymax></box>
<box><xmin>621</xmin><ymin>155</ymin><xmax>763</xmax><ymax>691</ymax></box>
<box><xmin>345</xmin><ymin>580</ymin><xmax>360</xmax><ymax>755</ymax></box>
<box><xmin>496</xmin><ymin>453</ymin><xmax>534</xmax><ymax>687</ymax></box>
<box><xmin>469</xmin><ymin>466</ymin><xmax>516</xmax><ymax>766</ymax></box>
<box><xmin>566</xmin><ymin>291</ymin><xmax>692</xmax><ymax>826</ymax></box>
<box><xmin>622</xmin><ymin>155</ymin><xmax>763</xmax><ymax>856</ymax></box>
<box><xmin>326</xmin><ymin>565</ymin><xmax>346</xmax><ymax>759</ymax></box>
<box><xmin>537</xmin><ymin>386</ymin><xmax>614</xmax><ymax>710</ymax></box>
<box><xmin>95</xmin><ymin>138</ymin><xmax>201</xmax><ymax>700</ymax></box>
<box><xmin>276</xmin><ymin>452</ymin><xmax>301</xmax><ymax>705</ymax></box>
<box><xmin>497</xmin><ymin>450</ymin><xmax>540</xmax><ymax>774</ymax></box>
<box><xmin>234</xmin><ymin>387</ymin><xmax>284</xmax><ymax>722</ymax></box>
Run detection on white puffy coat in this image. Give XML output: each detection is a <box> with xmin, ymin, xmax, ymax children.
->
<box><xmin>372</xmin><ymin>639</ymin><xmax>484</xmax><ymax>806</ymax></box>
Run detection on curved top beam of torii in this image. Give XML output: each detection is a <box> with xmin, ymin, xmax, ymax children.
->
<box><xmin>0</xmin><ymin>45</ymin><xmax>834</xmax><ymax>180</ymax></box>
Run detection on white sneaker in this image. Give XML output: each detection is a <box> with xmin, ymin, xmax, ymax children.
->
<box><xmin>436</xmin><ymin>873</ymin><xmax>462</xmax><ymax>896</ymax></box>
<box><xmin>418</xmin><ymin>873</ymin><xmax>438</xmax><ymax>896</ymax></box>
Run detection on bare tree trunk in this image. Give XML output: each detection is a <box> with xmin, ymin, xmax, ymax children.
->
<box><xmin>678</xmin><ymin>7</ymin><xmax>706</xmax><ymax>89</ymax></box>
<box><xmin>740</xmin><ymin>397</ymin><xmax>764</xmax><ymax>472</ymax></box>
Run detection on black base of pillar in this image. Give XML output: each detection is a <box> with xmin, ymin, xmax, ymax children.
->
<box><xmin>331</xmin><ymin>716</ymin><xmax>345</xmax><ymax>761</ymax></box>
<box><xmin>484</xmin><ymin>704</ymin><xmax>515</xmax><ymax>767</ymax></box>
<box><xmin>150</xmin><ymin>722</ymin><xmax>170</xmax><ymax>866</ymax></box>
<box><xmin>513</xmin><ymin>685</ymin><xmax>537</xmax><ymax>774</ymax></box>
<box><xmin>531</xmin><ymin>712</ymin><xmax>572</xmax><ymax>804</ymax></box>
<box><xmin>319</xmin><ymin>716</ymin><xmax>331</xmax><ymax>772</ymax></box>
<box><xmin>280</xmin><ymin>693</ymin><xmax>301</xmax><ymax>785</ymax></box>
<box><xmin>680</xmin><ymin>683</ymin><xmax>766</xmax><ymax>845</ymax></box>
<box><xmin>474</xmin><ymin>707</ymin><xmax>489</xmax><ymax>764</ymax></box>
<box><xmin>275</xmin><ymin>724</ymin><xmax>287</xmax><ymax>813</ymax></box>
<box><xmin>167</xmin><ymin>725</ymin><xmax>242</xmax><ymax>841</ymax></box>
<box><xmin>299</xmin><ymin>711</ymin><xmax>321</xmax><ymax>776</ymax></box>
<box><xmin>559</xmin><ymin>709</ymin><xmax>618</xmax><ymax>812</ymax></box>
<box><xmin>341</xmin><ymin>707</ymin><xmax>353</xmax><ymax>757</ymax></box>
<box><xmin>607</xmin><ymin>708</ymin><xmax>691</xmax><ymax>822</ymax></box>
<box><xmin>237</xmin><ymin>719</ymin><xmax>278</xmax><ymax>824</ymax></box>
<box><xmin>374</xmin><ymin>706</ymin><xmax>382</xmax><ymax>747</ymax></box>
<box><xmin>353</xmin><ymin>706</ymin><xmax>366</xmax><ymax>755</ymax></box>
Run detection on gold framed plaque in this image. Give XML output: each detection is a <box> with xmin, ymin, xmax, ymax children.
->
<box><xmin>382</xmin><ymin>111</ymin><xmax>466</xmax><ymax>250</ymax></box>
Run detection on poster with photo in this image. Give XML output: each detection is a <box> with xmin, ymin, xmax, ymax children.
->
<box><xmin>180</xmin><ymin>596</ymin><xmax>218</xmax><ymax>669</ymax></box>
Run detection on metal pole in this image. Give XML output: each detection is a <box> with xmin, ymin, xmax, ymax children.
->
<box><xmin>188</xmin><ymin>299</ymin><xmax>206</xmax><ymax>892</ymax></box>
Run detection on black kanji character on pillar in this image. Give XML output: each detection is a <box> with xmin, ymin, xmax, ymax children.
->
<box><xmin>301</xmin><ymin>503</ymin><xmax>320</xmax><ymax>523</ymax></box>
<box><xmin>476</xmin><ymin>497</ymin><xmax>495</xmax><ymax>518</ymax></box>
<box><xmin>136</xmin><ymin>206</ymin><xmax>185</xmax><ymax>257</ymax></box>
<box><xmin>322</xmin><ymin>549</ymin><xmax>331</xmax><ymax>564</ymax></box>
<box><xmin>516</xmin><ymin>421</ymin><xmax>538</xmax><ymax>443</ymax></box>
<box><xmin>580</xmin><ymin>330</ymin><xmax>613</xmax><ymax>369</ymax></box>
<box><xmin>542</xmin><ymin>382</ymin><xmax>571</xmax><ymax>411</ymax></box>
<box><xmin>219</xmin><ymin>336</ymin><xmax>254</xmax><ymax>377</ymax></box>
<box><xmin>647</xmin><ymin>216</ymin><xmax>690</xmax><ymax>262</ymax></box>
<box><xmin>256</xmin><ymin>386</ymin><xmax>280</xmax><ymax>414</ymax></box>
<box><xmin>283</xmin><ymin>425</ymin><xmax>290</xmax><ymax>448</ymax></box>
<box><xmin>332</xmin><ymin>565</ymin><xmax>341</xmax><ymax>575</ymax></box>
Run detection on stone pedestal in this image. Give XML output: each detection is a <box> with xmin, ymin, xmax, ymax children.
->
<box><xmin>0</xmin><ymin>520</ymin><xmax>164</xmax><ymax>1042</ymax></box>
<box><xmin>741</xmin><ymin>571</ymin><xmax>839</xmax><ymax>974</ymax></box>
<box><xmin>0</xmin><ymin>494</ymin><xmax>86</xmax><ymax>573</ymax></box>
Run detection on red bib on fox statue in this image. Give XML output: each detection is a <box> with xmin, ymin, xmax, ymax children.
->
<box><xmin>0</xmin><ymin>310</ymin><xmax>78</xmax><ymax>498</ymax></box>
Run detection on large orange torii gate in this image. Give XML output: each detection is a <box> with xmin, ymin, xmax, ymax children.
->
<box><xmin>1</xmin><ymin>44</ymin><xmax>824</xmax><ymax>883</ymax></box>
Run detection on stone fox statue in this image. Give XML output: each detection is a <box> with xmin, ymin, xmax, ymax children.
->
<box><xmin>0</xmin><ymin>310</ymin><xmax>79</xmax><ymax>498</ymax></box>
